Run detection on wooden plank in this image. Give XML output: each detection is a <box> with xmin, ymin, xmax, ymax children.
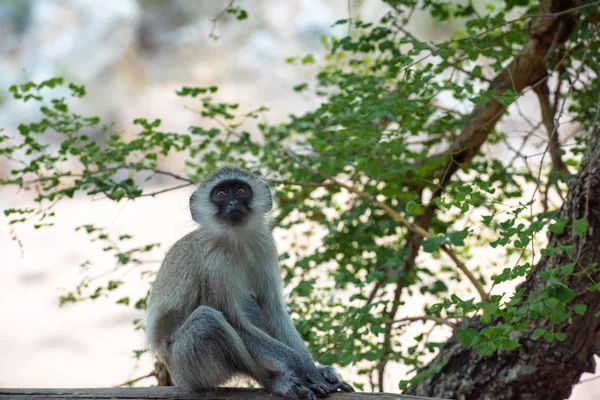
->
<box><xmin>0</xmin><ymin>387</ymin><xmax>447</xmax><ymax>400</ymax></box>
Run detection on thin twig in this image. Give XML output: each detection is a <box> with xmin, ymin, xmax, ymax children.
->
<box><xmin>578</xmin><ymin>374</ymin><xmax>600</xmax><ymax>385</ymax></box>
<box><xmin>392</xmin><ymin>315</ymin><xmax>458</xmax><ymax>329</ymax></box>
<box><xmin>137</xmin><ymin>183</ymin><xmax>196</xmax><ymax>198</ymax></box>
<box><xmin>533</xmin><ymin>79</ymin><xmax>569</xmax><ymax>174</ymax></box>
<box><xmin>112</xmin><ymin>371</ymin><xmax>156</xmax><ymax>388</ymax></box>
<box><xmin>347</xmin><ymin>0</ymin><xmax>352</xmax><ymax>36</ymax></box>
<box><xmin>209</xmin><ymin>0</ymin><xmax>235</xmax><ymax>39</ymax></box>
<box><xmin>394</xmin><ymin>23</ymin><xmax>492</xmax><ymax>83</ymax></box>
<box><xmin>267</xmin><ymin>179</ymin><xmax>334</xmax><ymax>188</ymax></box>
<box><xmin>364</xmin><ymin>279</ymin><xmax>386</xmax><ymax>307</ymax></box>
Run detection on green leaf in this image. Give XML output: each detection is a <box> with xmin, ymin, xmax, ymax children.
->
<box><xmin>422</xmin><ymin>236</ymin><xmax>445</xmax><ymax>253</ymax></box>
<box><xmin>539</xmin><ymin>270</ymin><xmax>553</xmax><ymax>281</ymax></box>
<box><xmin>553</xmin><ymin>285</ymin><xmax>575</xmax><ymax>302</ymax></box>
<box><xmin>573</xmin><ymin>218</ymin><xmax>589</xmax><ymax>236</ymax></box>
<box><xmin>573</xmin><ymin>304</ymin><xmax>588</xmax><ymax>315</ymax></box>
<box><xmin>545</xmin><ymin>297</ymin><xmax>559</xmax><ymax>307</ymax></box>
<box><xmin>363</xmin><ymin>351</ymin><xmax>379</xmax><ymax>361</ymax></box>
<box><xmin>456</xmin><ymin>328</ymin><xmax>478</xmax><ymax>347</ymax></box>
<box><xmin>548</xmin><ymin>219</ymin><xmax>567</xmax><ymax>233</ymax></box>
<box><xmin>406</xmin><ymin>200</ymin><xmax>424</xmax><ymax>216</ymax></box>
<box><xmin>107</xmin><ymin>280</ymin><xmax>121</xmax><ymax>290</ymax></box>
<box><xmin>476</xmin><ymin>342</ymin><xmax>494</xmax><ymax>357</ymax></box>
<box><xmin>116</xmin><ymin>297</ymin><xmax>130</xmax><ymax>305</ymax></box>
<box><xmin>558</xmin><ymin>263</ymin><xmax>575</xmax><ymax>275</ymax></box>
<box><xmin>448</xmin><ymin>229</ymin><xmax>469</xmax><ymax>246</ymax></box>
<box><xmin>236</xmin><ymin>9</ymin><xmax>248</xmax><ymax>20</ymax></box>
<box><xmin>480</xmin><ymin>309</ymin><xmax>492</xmax><ymax>324</ymax></box>
<box><xmin>293</xmin><ymin>83</ymin><xmax>309</xmax><ymax>92</ymax></box>
<box><xmin>301</xmin><ymin>54</ymin><xmax>315</xmax><ymax>65</ymax></box>
<box><xmin>500</xmin><ymin>338</ymin><xmax>520</xmax><ymax>351</ymax></box>
<box><xmin>532</xmin><ymin>328</ymin><xmax>546</xmax><ymax>340</ymax></box>
<box><xmin>135</xmin><ymin>298</ymin><xmax>147</xmax><ymax>310</ymax></box>
<box><xmin>588</xmin><ymin>282</ymin><xmax>600</xmax><ymax>292</ymax></box>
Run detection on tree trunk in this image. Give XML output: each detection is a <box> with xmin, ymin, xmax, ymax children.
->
<box><xmin>405</xmin><ymin>129</ymin><xmax>600</xmax><ymax>400</ymax></box>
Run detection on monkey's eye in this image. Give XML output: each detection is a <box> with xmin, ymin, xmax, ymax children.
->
<box><xmin>215</xmin><ymin>189</ymin><xmax>228</xmax><ymax>200</ymax></box>
<box><xmin>236</xmin><ymin>187</ymin><xmax>249</xmax><ymax>196</ymax></box>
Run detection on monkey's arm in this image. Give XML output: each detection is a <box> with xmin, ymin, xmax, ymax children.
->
<box><xmin>257</xmin><ymin>273</ymin><xmax>354</xmax><ymax>394</ymax></box>
<box><xmin>262</xmin><ymin>294</ymin><xmax>315</xmax><ymax>365</ymax></box>
<box><xmin>236</xmin><ymin>320</ymin><xmax>306</xmax><ymax>376</ymax></box>
<box><xmin>256</xmin><ymin>271</ymin><xmax>316</xmax><ymax>365</ymax></box>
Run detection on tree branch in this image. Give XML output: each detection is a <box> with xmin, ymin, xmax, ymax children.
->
<box><xmin>533</xmin><ymin>78</ymin><xmax>569</xmax><ymax>174</ymax></box>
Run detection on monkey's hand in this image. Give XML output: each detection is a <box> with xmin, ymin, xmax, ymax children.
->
<box><xmin>303</xmin><ymin>365</ymin><xmax>355</xmax><ymax>397</ymax></box>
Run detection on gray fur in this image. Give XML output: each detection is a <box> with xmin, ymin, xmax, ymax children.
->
<box><xmin>146</xmin><ymin>166</ymin><xmax>353</xmax><ymax>399</ymax></box>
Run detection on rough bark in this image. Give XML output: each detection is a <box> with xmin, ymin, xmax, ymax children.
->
<box><xmin>405</xmin><ymin>128</ymin><xmax>600</xmax><ymax>400</ymax></box>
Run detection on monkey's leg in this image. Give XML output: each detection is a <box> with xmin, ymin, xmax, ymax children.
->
<box><xmin>169</xmin><ymin>306</ymin><xmax>266</xmax><ymax>391</ymax></box>
<box><xmin>171</xmin><ymin>306</ymin><xmax>316</xmax><ymax>400</ymax></box>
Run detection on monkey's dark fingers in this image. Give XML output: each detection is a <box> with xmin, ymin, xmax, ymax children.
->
<box><xmin>293</xmin><ymin>385</ymin><xmax>318</xmax><ymax>400</ymax></box>
<box><xmin>273</xmin><ymin>375</ymin><xmax>315</xmax><ymax>400</ymax></box>
<box><xmin>307</xmin><ymin>383</ymin><xmax>329</xmax><ymax>398</ymax></box>
<box><xmin>317</xmin><ymin>366</ymin><xmax>340</xmax><ymax>384</ymax></box>
<box><xmin>335</xmin><ymin>381</ymin><xmax>355</xmax><ymax>393</ymax></box>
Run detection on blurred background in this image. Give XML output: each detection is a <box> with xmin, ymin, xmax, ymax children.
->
<box><xmin>0</xmin><ymin>0</ymin><xmax>598</xmax><ymax>398</ymax></box>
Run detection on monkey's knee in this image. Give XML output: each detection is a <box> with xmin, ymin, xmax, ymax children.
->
<box><xmin>170</xmin><ymin>306</ymin><xmax>250</xmax><ymax>391</ymax></box>
<box><xmin>185</xmin><ymin>305</ymin><xmax>226</xmax><ymax>330</ymax></box>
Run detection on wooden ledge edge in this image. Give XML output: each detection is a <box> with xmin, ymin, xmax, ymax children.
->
<box><xmin>0</xmin><ymin>387</ymin><xmax>449</xmax><ymax>400</ymax></box>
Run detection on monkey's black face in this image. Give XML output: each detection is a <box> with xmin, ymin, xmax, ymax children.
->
<box><xmin>210</xmin><ymin>179</ymin><xmax>253</xmax><ymax>225</ymax></box>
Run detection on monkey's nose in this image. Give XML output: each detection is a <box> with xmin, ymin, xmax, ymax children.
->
<box><xmin>226</xmin><ymin>200</ymin><xmax>242</xmax><ymax>215</ymax></box>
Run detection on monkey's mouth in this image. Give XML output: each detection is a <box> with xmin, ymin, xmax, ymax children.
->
<box><xmin>226</xmin><ymin>210</ymin><xmax>246</xmax><ymax>223</ymax></box>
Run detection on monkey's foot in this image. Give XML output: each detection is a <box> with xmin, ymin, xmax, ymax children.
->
<box><xmin>317</xmin><ymin>366</ymin><xmax>339</xmax><ymax>383</ymax></box>
<box><xmin>309</xmin><ymin>366</ymin><xmax>355</xmax><ymax>396</ymax></box>
<box><xmin>271</xmin><ymin>374</ymin><xmax>317</xmax><ymax>400</ymax></box>
<box><xmin>307</xmin><ymin>380</ymin><xmax>355</xmax><ymax>397</ymax></box>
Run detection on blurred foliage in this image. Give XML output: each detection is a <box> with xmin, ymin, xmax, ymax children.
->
<box><xmin>2</xmin><ymin>0</ymin><xmax>600</xmax><ymax>392</ymax></box>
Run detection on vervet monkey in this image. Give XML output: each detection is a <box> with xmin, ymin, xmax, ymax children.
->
<box><xmin>146</xmin><ymin>166</ymin><xmax>354</xmax><ymax>399</ymax></box>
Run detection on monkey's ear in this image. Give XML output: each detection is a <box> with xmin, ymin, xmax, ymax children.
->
<box><xmin>261</xmin><ymin>182</ymin><xmax>273</xmax><ymax>212</ymax></box>
<box><xmin>189</xmin><ymin>190</ymin><xmax>202</xmax><ymax>223</ymax></box>
<box><xmin>265</xmin><ymin>193</ymin><xmax>273</xmax><ymax>212</ymax></box>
